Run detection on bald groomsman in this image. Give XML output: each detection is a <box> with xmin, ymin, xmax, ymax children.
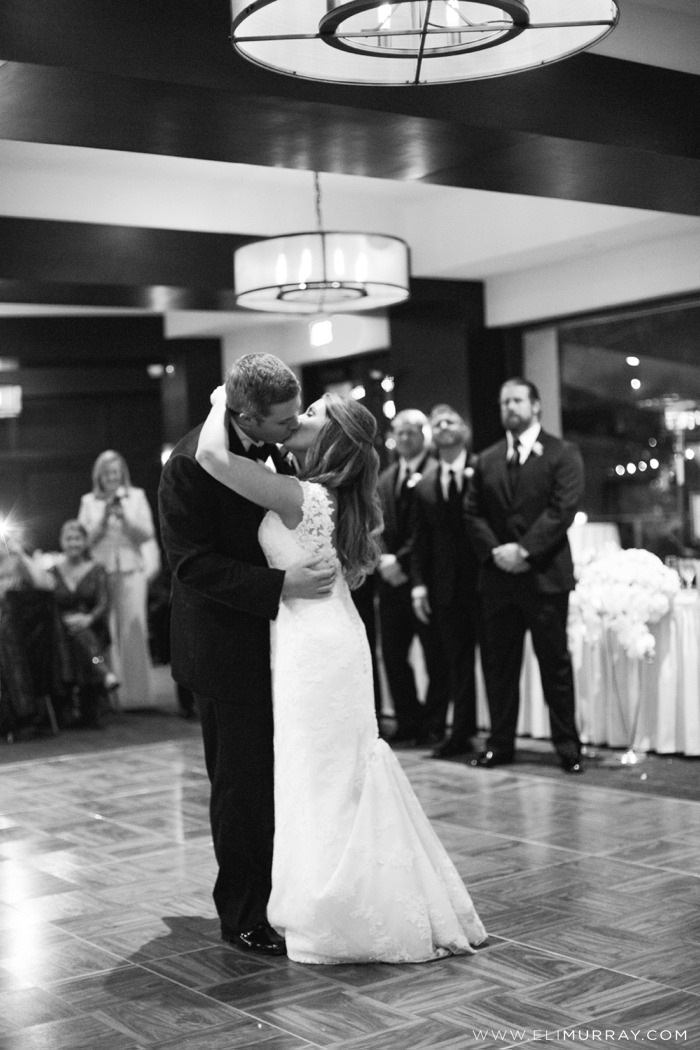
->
<box><xmin>377</xmin><ymin>409</ymin><xmax>443</xmax><ymax>744</ymax></box>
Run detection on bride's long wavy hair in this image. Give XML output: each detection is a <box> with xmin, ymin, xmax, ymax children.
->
<box><xmin>300</xmin><ymin>393</ymin><xmax>383</xmax><ymax>589</ymax></box>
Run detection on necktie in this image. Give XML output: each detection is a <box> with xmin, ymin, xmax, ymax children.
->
<box><xmin>507</xmin><ymin>439</ymin><xmax>521</xmax><ymax>493</ymax></box>
<box><xmin>447</xmin><ymin>469</ymin><xmax>460</xmax><ymax>505</ymax></box>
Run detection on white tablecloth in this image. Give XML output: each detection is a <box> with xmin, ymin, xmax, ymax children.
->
<box><xmin>475</xmin><ymin>595</ymin><xmax>700</xmax><ymax>756</ymax></box>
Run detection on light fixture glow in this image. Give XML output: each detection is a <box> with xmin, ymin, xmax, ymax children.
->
<box><xmin>630</xmin><ymin>378</ymin><xmax>641</xmax><ymax>390</ymax></box>
<box><xmin>615</xmin><ymin>465</ymin><xmax>625</xmax><ymax>476</ymax></box>
<box><xmin>626</xmin><ymin>463</ymin><xmax>636</xmax><ymax>474</ymax></box>
<box><xmin>650</xmin><ymin>458</ymin><xmax>659</xmax><ymax>469</ymax></box>
<box><xmin>231</xmin><ymin>1</ymin><xmax>619</xmax><ymax>87</ymax></box>
<box><xmin>351</xmin><ymin>384</ymin><xmax>367</xmax><ymax>400</ymax></box>
<box><xmin>383</xmin><ymin>399</ymin><xmax>397</xmax><ymax>419</ymax></box>
<box><xmin>0</xmin><ymin>386</ymin><xmax>22</xmax><ymax>418</ymax></box>
<box><xmin>626</xmin><ymin>356</ymin><xmax>640</xmax><ymax>366</ymax></box>
<box><xmin>310</xmin><ymin>318</ymin><xmax>334</xmax><ymax>346</ymax></box>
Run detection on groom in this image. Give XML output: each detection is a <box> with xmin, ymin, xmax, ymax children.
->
<box><xmin>158</xmin><ymin>353</ymin><xmax>335</xmax><ymax>955</ymax></box>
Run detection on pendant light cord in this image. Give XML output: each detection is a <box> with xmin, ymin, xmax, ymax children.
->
<box><xmin>314</xmin><ymin>171</ymin><xmax>324</xmax><ymax>233</ymax></box>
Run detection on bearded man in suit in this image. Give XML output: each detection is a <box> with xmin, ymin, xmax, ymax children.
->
<box><xmin>465</xmin><ymin>378</ymin><xmax>585</xmax><ymax>774</ymax></box>
<box><xmin>158</xmin><ymin>353</ymin><xmax>334</xmax><ymax>956</ymax></box>
<box><xmin>411</xmin><ymin>405</ymin><xmax>479</xmax><ymax>758</ymax></box>
<box><xmin>377</xmin><ymin>409</ymin><xmax>443</xmax><ymax>744</ymax></box>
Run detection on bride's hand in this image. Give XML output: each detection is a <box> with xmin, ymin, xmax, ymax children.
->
<box><xmin>210</xmin><ymin>385</ymin><xmax>227</xmax><ymax>406</ymax></box>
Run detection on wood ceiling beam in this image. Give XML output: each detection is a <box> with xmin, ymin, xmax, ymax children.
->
<box><xmin>0</xmin><ymin>62</ymin><xmax>698</xmax><ymax>216</ymax></box>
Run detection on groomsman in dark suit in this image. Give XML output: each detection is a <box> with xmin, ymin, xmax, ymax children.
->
<box><xmin>411</xmin><ymin>405</ymin><xmax>480</xmax><ymax>758</ymax></box>
<box><xmin>465</xmin><ymin>378</ymin><xmax>585</xmax><ymax>773</ymax></box>
<box><xmin>377</xmin><ymin>409</ymin><xmax>442</xmax><ymax>743</ymax></box>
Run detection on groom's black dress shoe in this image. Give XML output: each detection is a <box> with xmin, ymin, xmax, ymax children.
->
<box><xmin>223</xmin><ymin>922</ymin><xmax>286</xmax><ymax>956</ymax></box>
<box><xmin>560</xmin><ymin>755</ymin><xmax>583</xmax><ymax>774</ymax></box>
<box><xmin>472</xmin><ymin>749</ymin><xmax>515</xmax><ymax>769</ymax></box>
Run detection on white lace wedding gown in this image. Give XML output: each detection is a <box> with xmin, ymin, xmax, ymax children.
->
<box><xmin>259</xmin><ymin>480</ymin><xmax>487</xmax><ymax>964</ymax></box>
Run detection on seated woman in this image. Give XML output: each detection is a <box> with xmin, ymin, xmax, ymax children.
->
<box><xmin>49</xmin><ymin>520</ymin><xmax>116</xmax><ymax>728</ymax></box>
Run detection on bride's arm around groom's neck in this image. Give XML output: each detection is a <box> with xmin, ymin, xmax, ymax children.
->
<box><xmin>196</xmin><ymin>389</ymin><xmax>304</xmax><ymax>527</ymax></box>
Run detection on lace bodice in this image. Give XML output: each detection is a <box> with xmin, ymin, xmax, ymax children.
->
<box><xmin>259</xmin><ymin>479</ymin><xmax>340</xmax><ymax>576</ymax></box>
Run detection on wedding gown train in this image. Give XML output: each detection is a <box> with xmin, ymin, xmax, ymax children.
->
<box><xmin>259</xmin><ymin>480</ymin><xmax>487</xmax><ymax>964</ymax></box>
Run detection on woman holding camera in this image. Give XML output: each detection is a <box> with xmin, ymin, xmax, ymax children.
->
<box><xmin>79</xmin><ymin>450</ymin><xmax>155</xmax><ymax>707</ymax></box>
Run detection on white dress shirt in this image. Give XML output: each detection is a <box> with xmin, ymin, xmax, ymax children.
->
<box><xmin>507</xmin><ymin>422</ymin><xmax>541</xmax><ymax>464</ymax></box>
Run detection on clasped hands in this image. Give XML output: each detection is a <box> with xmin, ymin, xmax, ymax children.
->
<box><xmin>492</xmin><ymin>543</ymin><xmax>530</xmax><ymax>574</ymax></box>
<box><xmin>63</xmin><ymin>611</ymin><xmax>93</xmax><ymax>634</ymax></box>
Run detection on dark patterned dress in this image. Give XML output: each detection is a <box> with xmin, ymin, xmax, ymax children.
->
<box><xmin>50</xmin><ymin>561</ymin><xmax>111</xmax><ymax>691</ymax></box>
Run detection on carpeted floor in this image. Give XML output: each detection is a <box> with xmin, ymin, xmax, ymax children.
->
<box><xmin>0</xmin><ymin>664</ymin><xmax>202</xmax><ymax>765</ymax></box>
<box><xmin>414</xmin><ymin>734</ymin><xmax>700</xmax><ymax>803</ymax></box>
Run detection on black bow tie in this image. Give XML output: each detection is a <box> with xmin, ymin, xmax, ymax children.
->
<box><xmin>246</xmin><ymin>443</ymin><xmax>273</xmax><ymax>463</ymax></box>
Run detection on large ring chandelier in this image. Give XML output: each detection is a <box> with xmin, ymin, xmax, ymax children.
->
<box><xmin>231</xmin><ymin>1</ymin><xmax>619</xmax><ymax>86</ymax></box>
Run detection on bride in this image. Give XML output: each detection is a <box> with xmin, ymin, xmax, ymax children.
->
<box><xmin>196</xmin><ymin>386</ymin><xmax>487</xmax><ymax>965</ymax></box>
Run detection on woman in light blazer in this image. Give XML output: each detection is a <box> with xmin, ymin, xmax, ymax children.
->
<box><xmin>79</xmin><ymin>450</ymin><xmax>155</xmax><ymax>707</ymax></box>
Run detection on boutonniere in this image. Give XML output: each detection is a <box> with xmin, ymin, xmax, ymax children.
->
<box><xmin>532</xmin><ymin>442</ymin><xmax>544</xmax><ymax>458</ymax></box>
<box><xmin>464</xmin><ymin>466</ymin><xmax>475</xmax><ymax>479</ymax></box>
<box><xmin>405</xmin><ymin>472</ymin><xmax>423</xmax><ymax>489</ymax></box>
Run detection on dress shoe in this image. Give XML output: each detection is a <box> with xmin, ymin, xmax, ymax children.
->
<box><xmin>471</xmin><ymin>749</ymin><xmax>514</xmax><ymax>769</ymax></box>
<box><xmin>430</xmin><ymin>738</ymin><xmax>472</xmax><ymax>759</ymax></box>
<box><xmin>560</xmin><ymin>755</ymin><xmax>583</xmax><ymax>774</ymax></box>
<box><xmin>223</xmin><ymin>921</ymin><xmax>286</xmax><ymax>956</ymax></box>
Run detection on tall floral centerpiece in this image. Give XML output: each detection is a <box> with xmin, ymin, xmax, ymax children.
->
<box><xmin>570</xmin><ymin>547</ymin><xmax>680</xmax><ymax>659</ymax></box>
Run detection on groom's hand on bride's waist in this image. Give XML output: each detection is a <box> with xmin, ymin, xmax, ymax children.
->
<box><xmin>282</xmin><ymin>555</ymin><xmax>336</xmax><ymax>599</ymax></box>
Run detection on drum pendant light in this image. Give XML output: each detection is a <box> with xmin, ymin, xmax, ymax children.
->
<box><xmin>230</xmin><ymin>0</ymin><xmax>619</xmax><ymax>87</ymax></box>
<box><xmin>234</xmin><ymin>172</ymin><xmax>411</xmax><ymax>314</ymax></box>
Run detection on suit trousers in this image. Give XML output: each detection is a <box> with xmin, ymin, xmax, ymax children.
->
<box><xmin>480</xmin><ymin>583</ymin><xmax>580</xmax><ymax>759</ymax></box>
<box><xmin>378</xmin><ymin>583</ymin><xmax>446</xmax><ymax>736</ymax></box>
<box><xmin>431</xmin><ymin>602</ymin><xmax>478</xmax><ymax>743</ymax></box>
<box><xmin>197</xmin><ymin>693</ymin><xmax>275</xmax><ymax>936</ymax></box>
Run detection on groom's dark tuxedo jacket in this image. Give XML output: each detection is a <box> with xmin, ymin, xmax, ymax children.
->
<box><xmin>158</xmin><ymin>420</ymin><xmax>294</xmax><ymax>704</ymax></box>
<box><xmin>465</xmin><ymin>430</ymin><xmax>584</xmax><ymax>595</ymax></box>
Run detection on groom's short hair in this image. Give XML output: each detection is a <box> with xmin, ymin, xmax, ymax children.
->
<box><xmin>225</xmin><ymin>353</ymin><xmax>300</xmax><ymax>420</ymax></box>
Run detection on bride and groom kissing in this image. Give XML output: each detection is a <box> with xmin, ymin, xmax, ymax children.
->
<box><xmin>158</xmin><ymin>352</ymin><xmax>486</xmax><ymax>965</ymax></box>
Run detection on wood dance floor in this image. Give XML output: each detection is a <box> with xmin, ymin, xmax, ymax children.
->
<box><xmin>1</xmin><ymin>740</ymin><xmax>699</xmax><ymax>1049</ymax></box>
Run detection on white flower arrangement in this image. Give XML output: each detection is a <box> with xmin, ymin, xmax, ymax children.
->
<box><xmin>404</xmin><ymin>472</ymin><xmax>423</xmax><ymax>489</ymax></box>
<box><xmin>570</xmin><ymin>546</ymin><xmax>680</xmax><ymax>660</ymax></box>
<box><xmin>532</xmin><ymin>441</ymin><xmax>544</xmax><ymax>458</ymax></box>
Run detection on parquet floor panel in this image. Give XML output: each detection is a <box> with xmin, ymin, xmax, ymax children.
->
<box><xmin>0</xmin><ymin>741</ymin><xmax>698</xmax><ymax>1048</ymax></box>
